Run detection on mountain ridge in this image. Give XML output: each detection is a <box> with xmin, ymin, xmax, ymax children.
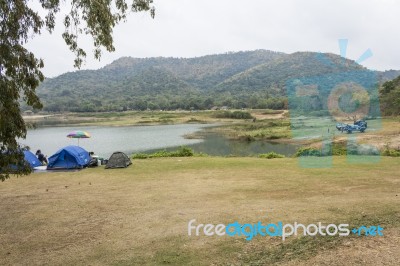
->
<box><xmin>34</xmin><ymin>50</ymin><xmax>400</xmax><ymax>112</ymax></box>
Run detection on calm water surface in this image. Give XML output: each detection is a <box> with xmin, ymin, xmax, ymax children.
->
<box><xmin>22</xmin><ymin>124</ymin><xmax>298</xmax><ymax>158</ymax></box>
<box><xmin>22</xmin><ymin>124</ymin><xmax>208</xmax><ymax>158</ymax></box>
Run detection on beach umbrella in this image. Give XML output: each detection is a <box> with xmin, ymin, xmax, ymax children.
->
<box><xmin>67</xmin><ymin>130</ymin><xmax>91</xmax><ymax>146</ymax></box>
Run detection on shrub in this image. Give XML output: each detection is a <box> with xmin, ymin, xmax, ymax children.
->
<box><xmin>258</xmin><ymin>152</ymin><xmax>285</xmax><ymax>159</ymax></box>
<box><xmin>150</xmin><ymin>150</ymin><xmax>172</xmax><ymax>158</ymax></box>
<box><xmin>131</xmin><ymin>153</ymin><xmax>150</xmax><ymax>159</ymax></box>
<box><xmin>132</xmin><ymin>146</ymin><xmax>194</xmax><ymax>159</ymax></box>
<box><xmin>214</xmin><ymin>111</ymin><xmax>253</xmax><ymax>119</ymax></box>
<box><xmin>294</xmin><ymin>147</ymin><xmax>322</xmax><ymax>157</ymax></box>
<box><xmin>332</xmin><ymin>143</ymin><xmax>347</xmax><ymax>156</ymax></box>
<box><xmin>382</xmin><ymin>148</ymin><xmax>400</xmax><ymax>157</ymax></box>
<box><xmin>295</xmin><ymin>143</ymin><xmax>348</xmax><ymax>157</ymax></box>
<box><xmin>173</xmin><ymin>146</ymin><xmax>194</xmax><ymax>157</ymax></box>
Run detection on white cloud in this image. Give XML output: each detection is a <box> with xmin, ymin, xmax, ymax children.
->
<box><xmin>26</xmin><ymin>0</ymin><xmax>400</xmax><ymax>77</ymax></box>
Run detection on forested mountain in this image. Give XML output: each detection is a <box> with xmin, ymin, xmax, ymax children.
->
<box><xmin>103</xmin><ymin>50</ymin><xmax>285</xmax><ymax>90</ymax></box>
<box><xmin>215</xmin><ymin>52</ymin><xmax>364</xmax><ymax>95</ymax></box>
<box><xmin>33</xmin><ymin>50</ymin><xmax>399</xmax><ymax>112</ymax></box>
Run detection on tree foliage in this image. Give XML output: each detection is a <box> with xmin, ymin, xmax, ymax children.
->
<box><xmin>0</xmin><ymin>0</ymin><xmax>154</xmax><ymax>181</ymax></box>
<box><xmin>380</xmin><ymin>75</ymin><xmax>400</xmax><ymax>115</ymax></box>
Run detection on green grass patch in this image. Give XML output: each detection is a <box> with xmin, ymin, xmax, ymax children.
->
<box><xmin>227</xmin><ymin>119</ymin><xmax>291</xmax><ymax>141</ymax></box>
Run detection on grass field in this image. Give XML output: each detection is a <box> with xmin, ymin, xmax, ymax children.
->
<box><xmin>1</xmin><ymin>157</ymin><xmax>399</xmax><ymax>265</ymax></box>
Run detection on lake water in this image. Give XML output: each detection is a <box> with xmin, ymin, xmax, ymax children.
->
<box><xmin>147</xmin><ymin>133</ymin><xmax>298</xmax><ymax>157</ymax></box>
<box><xmin>22</xmin><ymin>124</ymin><xmax>207</xmax><ymax>158</ymax></box>
<box><xmin>22</xmin><ymin>124</ymin><xmax>298</xmax><ymax>158</ymax></box>
<box><xmin>190</xmin><ymin>133</ymin><xmax>297</xmax><ymax>156</ymax></box>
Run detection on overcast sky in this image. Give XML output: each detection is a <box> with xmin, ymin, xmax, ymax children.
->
<box><xmin>27</xmin><ymin>0</ymin><xmax>400</xmax><ymax>77</ymax></box>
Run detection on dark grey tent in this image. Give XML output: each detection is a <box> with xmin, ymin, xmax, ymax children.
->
<box><xmin>105</xmin><ymin>152</ymin><xmax>132</xmax><ymax>169</ymax></box>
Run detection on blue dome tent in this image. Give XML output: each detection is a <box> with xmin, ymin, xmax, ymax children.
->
<box><xmin>47</xmin><ymin>145</ymin><xmax>90</xmax><ymax>170</ymax></box>
<box><xmin>1</xmin><ymin>150</ymin><xmax>41</xmax><ymax>171</ymax></box>
<box><xmin>23</xmin><ymin>150</ymin><xmax>42</xmax><ymax>168</ymax></box>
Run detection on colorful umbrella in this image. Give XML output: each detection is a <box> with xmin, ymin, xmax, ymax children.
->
<box><xmin>67</xmin><ymin>130</ymin><xmax>91</xmax><ymax>146</ymax></box>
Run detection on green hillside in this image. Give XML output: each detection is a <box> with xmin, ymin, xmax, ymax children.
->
<box><xmin>215</xmin><ymin>52</ymin><xmax>364</xmax><ymax>95</ymax></box>
<box><xmin>101</xmin><ymin>50</ymin><xmax>285</xmax><ymax>90</ymax></box>
<box><xmin>33</xmin><ymin>50</ymin><xmax>400</xmax><ymax>112</ymax></box>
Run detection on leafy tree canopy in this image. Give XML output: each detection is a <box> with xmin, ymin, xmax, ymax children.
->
<box><xmin>0</xmin><ymin>0</ymin><xmax>154</xmax><ymax>181</ymax></box>
<box><xmin>380</xmin><ymin>75</ymin><xmax>400</xmax><ymax>115</ymax></box>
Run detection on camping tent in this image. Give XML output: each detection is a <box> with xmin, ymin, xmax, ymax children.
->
<box><xmin>1</xmin><ymin>150</ymin><xmax>41</xmax><ymax>171</ymax></box>
<box><xmin>23</xmin><ymin>150</ymin><xmax>42</xmax><ymax>168</ymax></box>
<box><xmin>47</xmin><ymin>145</ymin><xmax>90</xmax><ymax>170</ymax></box>
<box><xmin>105</xmin><ymin>152</ymin><xmax>132</xmax><ymax>169</ymax></box>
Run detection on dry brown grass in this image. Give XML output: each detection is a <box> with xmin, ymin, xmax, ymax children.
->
<box><xmin>0</xmin><ymin>157</ymin><xmax>399</xmax><ymax>265</ymax></box>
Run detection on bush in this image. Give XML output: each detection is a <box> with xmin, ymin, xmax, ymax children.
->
<box><xmin>132</xmin><ymin>146</ymin><xmax>194</xmax><ymax>159</ymax></box>
<box><xmin>258</xmin><ymin>152</ymin><xmax>285</xmax><ymax>159</ymax></box>
<box><xmin>173</xmin><ymin>146</ymin><xmax>194</xmax><ymax>157</ymax></box>
<box><xmin>332</xmin><ymin>143</ymin><xmax>347</xmax><ymax>156</ymax></box>
<box><xmin>294</xmin><ymin>147</ymin><xmax>322</xmax><ymax>157</ymax></box>
<box><xmin>214</xmin><ymin>111</ymin><xmax>253</xmax><ymax>119</ymax></box>
<box><xmin>295</xmin><ymin>143</ymin><xmax>348</xmax><ymax>157</ymax></box>
<box><xmin>382</xmin><ymin>148</ymin><xmax>400</xmax><ymax>157</ymax></box>
<box><xmin>132</xmin><ymin>153</ymin><xmax>150</xmax><ymax>159</ymax></box>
